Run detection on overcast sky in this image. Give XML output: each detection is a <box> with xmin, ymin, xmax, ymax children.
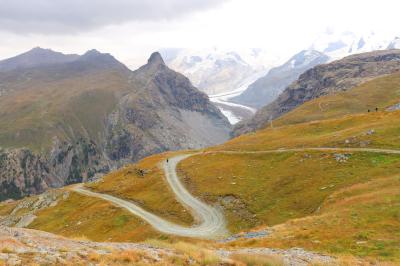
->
<box><xmin>0</xmin><ymin>0</ymin><xmax>399</xmax><ymax>68</ymax></box>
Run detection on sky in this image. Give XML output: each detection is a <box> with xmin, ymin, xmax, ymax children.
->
<box><xmin>0</xmin><ymin>0</ymin><xmax>399</xmax><ymax>68</ymax></box>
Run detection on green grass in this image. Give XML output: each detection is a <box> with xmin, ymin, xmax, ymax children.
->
<box><xmin>227</xmin><ymin>175</ymin><xmax>400</xmax><ymax>262</ymax></box>
<box><xmin>177</xmin><ymin>151</ymin><xmax>400</xmax><ymax>233</ymax></box>
<box><xmin>217</xmin><ymin>110</ymin><xmax>400</xmax><ymax>152</ymax></box>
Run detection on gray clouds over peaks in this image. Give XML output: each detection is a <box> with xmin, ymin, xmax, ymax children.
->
<box><xmin>0</xmin><ymin>0</ymin><xmax>227</xmax><ymax>34</ymax></box>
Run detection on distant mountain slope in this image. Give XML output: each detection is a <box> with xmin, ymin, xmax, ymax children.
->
<box><xmin>272</xmin><ymin>71</ymin><xmax>400</xmax><ymax>126</ymax></box>
<box><xmin>232</xmin><ymin>50</ymin><xmax>329</xmax><ymax>109</ymax></box>
<box><xmin>0</xmin><ymin>47</ymin><xmax>79</xmax><ymax>72</ymax></box>
<box><xmin>0</xmin><ymin>49</ymin><xmax>230</xmax><ymax>200</ymax></box>
<box><xmin>233</xmin><ymin>49</ymin><xmax>400</xmax><ymax>136</ymax></box>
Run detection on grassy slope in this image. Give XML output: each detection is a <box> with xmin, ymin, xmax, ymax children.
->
<box><xmin>177</xmin><ymin>151</ymin><xmax>400</xmax><ymax>232</ymax></box>
<box><xmin>0</xmin><ymin>70</ymin><xmax>125</xmax><ymax>151</ymax></box>
<box><xmin>87</xmin><ymin>152</ymin><xmax>194</xmax><ymax>226</ymax></box>
<box><xmin>225</xmin><ymin>175</ymin><xmax>400</xmax><ymax>261</ymax></box>
<box><xmin>218</xmin><ymin>111</ymin><xmax>400</xmax><ymax>151</ymax></box>
<box><xmin>273</xmin><ymin>71</ymin><xmax>400</xmax><ymax>127</ymax></box>
<box><xmin>174</xmin><ymin>74</ymin><xmax>400</xmax><ymax>261</ymax></box>
<box><xmin>25</xmin><ymin>152</ymin><xmax>194</xmax><ymax>242</ymax></box>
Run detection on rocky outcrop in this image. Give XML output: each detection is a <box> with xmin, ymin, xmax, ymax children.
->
<box><xmin>0</xmin><ymin>50</ymin><xmax>231</xmax><ymax>200</ymax></box>
<box><xmin>0</xmin><ymin>139</ymin><xmax>109</xmax><ymax>200</ymax></box>
<box><xmin>233</xmin><ymin>49</ymin><xmax>400</xmax><ymax>136</ymax></box>
<box><xmin>0</xmin><ymin>189</ymin><xmax>69</xmax><ymax>227</ymax></box>
<box><xmin>0</xmin><ymin>226</ymin><xmax>177</xmax><ymax>265</ymax></box>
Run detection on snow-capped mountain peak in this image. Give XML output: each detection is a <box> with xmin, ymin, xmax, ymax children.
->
<box><xmin>159</xmin><ymin>48</ymin><xmax>281</xmax><ymax>95</ymax></box>
<box><xmin>310</xmin><ymin>30</ymin><xmax>393</xmax><ymax>60</ymax></box>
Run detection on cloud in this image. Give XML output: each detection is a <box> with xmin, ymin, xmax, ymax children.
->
<box><xmin>0</xmin><ymin>0</ymin><xmax>227</xmax><ymax>34</ymax></box>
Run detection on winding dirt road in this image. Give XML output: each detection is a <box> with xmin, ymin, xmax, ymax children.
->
<box><xmin>72</xmin><ymin>147</ymin><xmax>400</xmax><ymax>239</ymax></box>
<box><xmin>72</xmin><ymin>154</ymin><xmax>227</xmax><ymax>239</ymax></box>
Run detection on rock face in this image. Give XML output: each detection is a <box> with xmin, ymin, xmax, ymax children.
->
<box><xmin>233</xmin><ymin>49</ymin><xmax>400</xmax><ymax>136</ymax></box>
<box><xmin>0</xmin><ymin>49</ymin><xmax>231</xmax><ymax>200</ymax></box>
<box><xmin>105</xmin><ymin>52</ymin><xmax>231</xmax><ymax>164</ymax></box>
<box><xmin>232</xmin><ymin>50</ymin><xmax>329</xmax><ymax>109</ymax></box>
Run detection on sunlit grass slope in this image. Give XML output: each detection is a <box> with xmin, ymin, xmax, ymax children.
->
<box><xmin>29</xmin><ymin>191</ymin><xmax>159</xmax><ymax>242</ymax></box>
<box><xmin>24</xmin><ymin>152</ymin><xmax>194</xmax><ymax>242</ymax></box>
<box><xmin>218</xmin><ymin>110</ymin><xmax>400</xmax><ymax>151</ymax></box>
<box><xmin>177</xmin><ymin>151</ymin><xmax>400</xmax><ymax>233</ymax></box>
<box><xmin>86</xmin><ymin>152</ymin><xmax>194</xmax><ymax>226</ymax></box>
<box><xmin>274</xmin><ymin>71</ymin><xmax>400</xmax><ymax>126</ymax></box>
<box><xmin>225</xmin><ymin>175</ymin><xmax>400</xmax><ymax>262</ymax></box>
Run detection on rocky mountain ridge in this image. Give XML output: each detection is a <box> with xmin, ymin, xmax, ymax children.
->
<box><xmin>233</xmin><ymin>49</ymin><xmax>400</xmax><ymax>136</ymax></box>
<box><xmin>0</xmin><ymin>49</ymin><xmax>231</xmax><ymax>200</ymax></box>
<box><xmin>0</xmin><ymin>47</ymin><xmax>79</xmax><ymax>72</ymax></box>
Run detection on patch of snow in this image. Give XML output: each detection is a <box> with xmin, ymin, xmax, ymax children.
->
<box><xmin>211</xmin><ymin>98</ymin><xmax>257</xmax><ymax>114</ymax></box>
<box><xmin>218</xmin><ymin>108</ymin><xmax>240</xmax><ymax>125</ymax></box>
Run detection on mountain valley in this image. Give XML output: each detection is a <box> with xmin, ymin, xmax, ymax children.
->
<box><xmin>1</xmin><ymin>46</ymin><xmax>400</xmax><ymax>265</ymax></box>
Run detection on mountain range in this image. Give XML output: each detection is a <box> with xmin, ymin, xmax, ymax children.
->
<box><xmin>158</xmin><ymin>33</ymin><xmax>400</xmax><ymax>127</ymax></box>
<box><xmin>160</xmin><ymin>48</ymin><xmax>275</xmax><ymax>96</ymax></box>
<box><xmin>232</xmin><ymin>33</ymin><xmax>400</xmax><ymax>111</ymax></box>
<box><xmin>233</xmin><ymin>49</ymin><xmax>400</xmax><ymax>136</ymax></box>
<box><xmin>2</xmin><ymin>45</ymin><xmax>400</xmax><ymax>264</ymax></box>
<box><xmin>0</xmin><ymin>48</ymin><xmax>231</xmax><ymax>200</ymax></box>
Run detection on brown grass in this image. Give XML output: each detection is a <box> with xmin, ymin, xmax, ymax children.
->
<box><xmin>230</xmin><ymin>253</ymin><xmax>284</xmax><ymax>266</ymax></box>
<box><xmin>145</xmin><ymin>239</ymin><xmax>222</xmax><ymax>265</ymax></box>
<box><xmin>29</xmin><ymin>191</ymin><xmax>159</xmax><ymax>242</ymax></box>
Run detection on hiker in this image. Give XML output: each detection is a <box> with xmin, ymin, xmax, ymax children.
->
<box><xmin>375</xmin><ymin>107</ymin><xmax>378</xmax><ymax>112</ymax></box>
<box><xmin>368</xmin><ymin>109</ymin><xmax>370</xmax><ymax>113</ymax></box>
<box><xmin>167</xmin><ymin>158</ymin><xmax>169</xmax><ymax>163</ymax></box>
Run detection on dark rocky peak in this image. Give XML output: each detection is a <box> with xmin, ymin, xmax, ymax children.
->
<box><xmin>133</xmin><ymin>52</ymin><xmax>168</xmax><ymax>77</ymax></box>
<box><xmin>131</xmin><ymin>52</ymin><xmax>218</xmax><ymax>114</ymax></box>
<box><xmin>27</xmin><ymin>47</ymin><xmax>56</xmax><ymax>55</ymax></box>
<box><xmin>22</xmin><ymin>47</ymin><xmax>77</xmax><ymax>59</ymax></box>
<box><xmin>79</xmin><ymin>49</ymin><xmax>113</xmax><ymax>61</ymax></box>
<box><xmin>76</xmin><ymin>49</ymin><xmax>129</xmax><ymax>72</ymax></box>
<box><xmin>147</xmin><ymin>52</ymin><xmax>165</xmax><ymax>66</ymax></box>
